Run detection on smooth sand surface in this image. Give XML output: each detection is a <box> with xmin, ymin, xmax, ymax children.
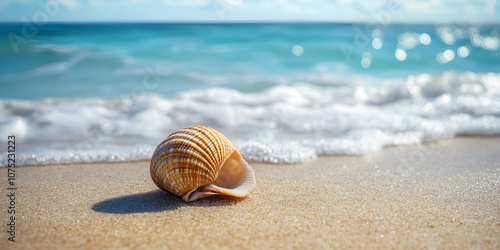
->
<box><xmin>1</xmin><ymin>137</ymin><xmax>500</xmax><ymax>249</ymax></box>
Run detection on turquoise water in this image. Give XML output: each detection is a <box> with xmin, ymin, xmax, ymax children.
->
<box><xmin>1</xmin><ymin>23</ymin><xmax>499</xmax><ymax>99</ymax></box>
<box><xmin>0</xmin><ymin>23</ymin><xmax>499</xmax><ymax>166</ymax></box>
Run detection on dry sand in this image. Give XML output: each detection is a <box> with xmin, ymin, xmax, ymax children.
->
<box><xmin>1</xmin><ymin>137</ymin><xmax>500</xmax><ymax>249</ymax></box>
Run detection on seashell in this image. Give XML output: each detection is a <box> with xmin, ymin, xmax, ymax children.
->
<box><xmin>150</xmin><ymin>126</ymin><xmax>256</xmax><ymax>202</ymax></box>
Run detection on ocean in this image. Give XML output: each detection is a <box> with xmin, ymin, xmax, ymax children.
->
<box><xmin>0</xmin><ymin>23</ymin><xmax>499</xmax><ymax>166</ymax></box>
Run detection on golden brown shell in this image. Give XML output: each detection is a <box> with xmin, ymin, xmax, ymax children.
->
<box><xmin>150</xmin><ymin>126</ymin><xmax>255</xmax><ymax>202</ymax></box>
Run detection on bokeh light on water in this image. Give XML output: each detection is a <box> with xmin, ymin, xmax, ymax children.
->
<box><xmin>395</xmin><ymin>48</ymin><xmax>407</xmax><ymax>61</ymax></box>
<box><xmin>356</xmin><ymin>24</ymin><xmax>500</xmax><ymax>70</ymax></box>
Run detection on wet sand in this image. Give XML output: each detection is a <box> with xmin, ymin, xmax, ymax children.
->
<box><xmin>1</xmin><ymin>137</ymin><xmax>499</xmax><ymax>249</ymax></box>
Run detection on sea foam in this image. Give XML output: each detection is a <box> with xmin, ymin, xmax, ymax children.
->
<box><xmin>1</xmin><ymin>71</ymin><xmax>499</xmax><ymax>166</ymax></box>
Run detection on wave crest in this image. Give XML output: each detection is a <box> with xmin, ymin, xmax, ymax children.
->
<box><xmin>1</xmin><ymin>71</ymin><xmax>499</xmax><ymax>166</ymax></box>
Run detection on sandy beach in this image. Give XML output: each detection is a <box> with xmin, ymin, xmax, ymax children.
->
<box><xmin>1</xmin><ymin>137</ymin><xmax>499</xmax><ymax>249</ymax></box>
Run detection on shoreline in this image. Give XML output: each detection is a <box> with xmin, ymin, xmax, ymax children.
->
<box><xmin>3</xmin><ymin>135</ymin><xmax>499</xmax><ymax>168</ymax></box>
<box><xmin>1</xmin><ymin>137</ymin><xmax>499</xmax><ymax>249</ymax></box>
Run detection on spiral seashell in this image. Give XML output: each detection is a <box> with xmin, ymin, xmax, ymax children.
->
<box><xmin>150</xmin><ymin>126</ymin><xmax>256</xmax><ymax>202</ymax></box>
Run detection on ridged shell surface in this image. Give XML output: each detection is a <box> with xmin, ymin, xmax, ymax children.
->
<box><xmin>150</xmin><ymin>126</ymin><xmax>251</xmax><ymax>201</ymax></box>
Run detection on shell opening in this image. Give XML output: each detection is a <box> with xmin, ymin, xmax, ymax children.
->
<box><xmin>183</xmin><ymin>150</ymin><xmax>255</xmax><ymax>202</ymax></box>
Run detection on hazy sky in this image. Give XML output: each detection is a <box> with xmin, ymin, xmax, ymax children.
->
<box><xmin>0</xmin><ymin>0</ymin><xmax>499</xmax><ymax>23</ymax></box>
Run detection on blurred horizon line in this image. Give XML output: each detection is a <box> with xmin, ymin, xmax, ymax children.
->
<box><xmin>1</xmin><ymin>20</ymin><xmax>499</xmax><ymax>25</ymax></box>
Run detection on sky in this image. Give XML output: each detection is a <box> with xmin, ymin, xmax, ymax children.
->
<box><xmin>0</xmin><ymin>0</ymin><xmax>499</xmax><ymax>23</ymax></box>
